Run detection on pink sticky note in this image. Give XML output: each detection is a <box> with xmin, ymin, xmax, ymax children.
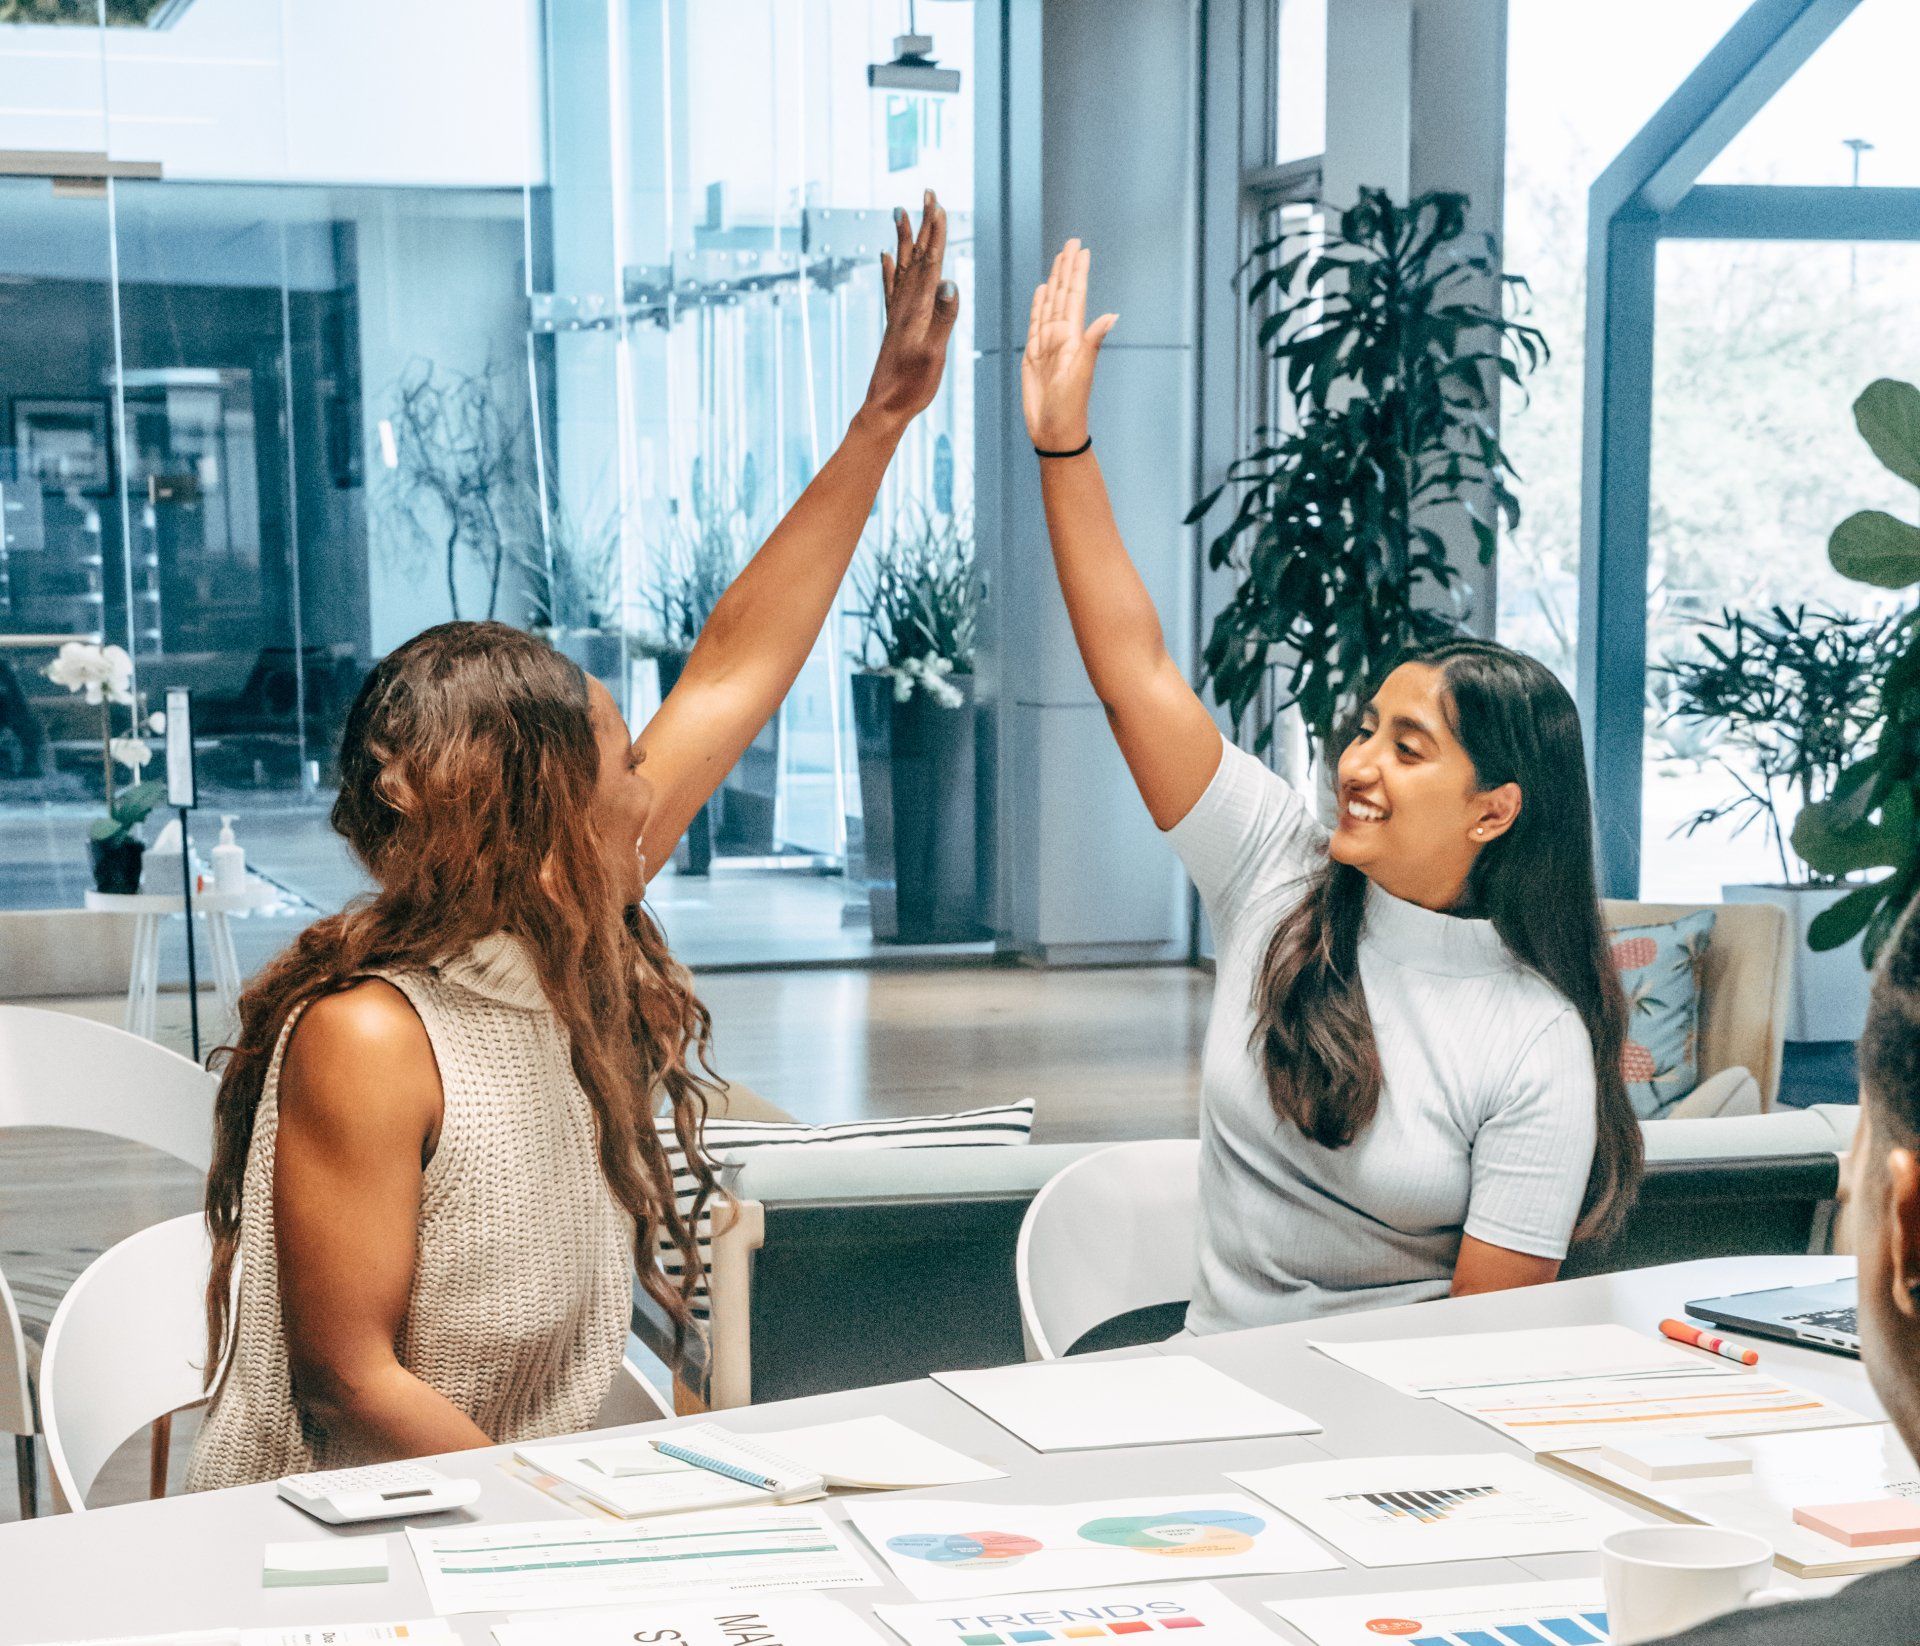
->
<box><xmin>1793</xmin><ymin>1498</ymin><xmax>1920</xmax><ymax>1548</ymax></box>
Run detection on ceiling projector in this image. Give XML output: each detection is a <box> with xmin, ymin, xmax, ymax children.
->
<box><xmin>868</xmin><ymin>31</ymin><xmax>961</xmax><ymax>95</ymax></box>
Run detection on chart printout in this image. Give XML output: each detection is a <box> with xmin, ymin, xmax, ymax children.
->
<box><xmin>1437</xmin><ymin>1372</ymin><xmax>1874</xmax><ymax>1453</ymax></box>
<box><xmin>405</xmin><ymin>1509</ymin><xmax>879</xmax><ymax>1615</ymax></box>
<box><xmin>874</xmin><ymin>1582</ymin><xmax>1276</xmax><ymax>1645</ymax></box>
<box><xmin>1271</xmin><ymin>1580</ymin><xmax>1611</xmax><ymax>1646</ymax></box>
<box><xmin>1308</xmin><ymin>1324</ymin><xmax>1731</xmax><ymax>1398</ymax></box>
<box><xmin>1228</xmin><ymin>1454</ymin><xmax>1636</xmax><ymax>1566</ymax></box>
<box><xmin>844</xmin><ymin>1495</ymin><xmax>1340</xmax><ymax>1602</ymax></box>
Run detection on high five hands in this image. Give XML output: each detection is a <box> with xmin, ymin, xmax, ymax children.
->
<box><xmin>863</xmin><ymin>191</ymin><xmax>962</xmax><ymax>430</ymax></box>
<box><xmin>1022</xmin><ymin>238</ymin><xmax>1119</xmax><ymax>452</ymax></box>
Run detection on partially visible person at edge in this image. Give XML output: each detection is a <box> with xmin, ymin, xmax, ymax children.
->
<box><xmin>1651</xmin><ymin>894</ymin><xmax>1920</xmax><ymax>1643</ymax></box>
<box><xmin>1019</xmin><ymin>238</ymin><xmax>1642</xmax><ymax>1332</ymax></box>
<box><xmin>185</xmin><ymin>197</ymin><xmax>959</xmax><ymax>1491</ymax></box>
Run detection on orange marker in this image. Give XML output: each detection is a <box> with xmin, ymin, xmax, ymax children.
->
<box><xmin>1661</xmin><ymin>1317</ymin><xmax>1758</xmax><ymax>1366</ymax></box>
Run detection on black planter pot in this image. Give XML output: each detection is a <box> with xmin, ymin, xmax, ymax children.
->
<box><xmin>852</xmin><ymin>670</ymin><xmax>988</xmax><ymax>944</ymax></box>
<box><xmin>89</xmin><ymin>834</ymin><xmax>144</xmax><ymax>894</ymax></box>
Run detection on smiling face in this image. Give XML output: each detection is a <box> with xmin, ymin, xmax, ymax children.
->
<box><xmin>1329</xmin><ymin>662</ymin><xmax>1523</xmax><ymax>911</ymax></box>
<box><xmin>586</xmin><ymin>676</ymin><xmax>654</xmax><ymax>907</ymax></box>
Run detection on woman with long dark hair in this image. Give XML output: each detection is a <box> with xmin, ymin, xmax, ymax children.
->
<box><xmin>1021</xmin><ymin>240</ymin><xmax>1640</xmax><ymax>1331</ymax></box>
<box><xmin>187</xmin><ymin>199</ymin><xmax>958</xmax><ymax>1488</ymax></box>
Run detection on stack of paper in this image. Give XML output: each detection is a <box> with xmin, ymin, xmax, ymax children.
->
<box><xmin>931</xmin><ymin>1355</ymin><xmax>1321</xmax><ymax>1451</ymax></box>
<box><xmin>1437</xmin><ymin>1371</ymin><xmax>1875</xmax><ymax>1453</ymax></box>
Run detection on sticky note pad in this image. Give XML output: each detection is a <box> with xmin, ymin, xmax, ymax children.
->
<box><xmin>1793</xmin><ymin>1499</ymin><xmax>1920</xmax><ymax>1548</ymax></box>
<box><xmin>1598</xmin><ymin>1436</ymin><xmax>1752</xmax><ymax>1481</ymax></box>
<box><xmin>262</xmin><ymin>1537</ymin><xmax>390</xmax><ymax>1587</ymax></box>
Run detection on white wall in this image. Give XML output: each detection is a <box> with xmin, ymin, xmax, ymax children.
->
<box><xmin>0</xmin><ymin>0</ymin><xmax>546</xmax><ymax>187</ymax></box>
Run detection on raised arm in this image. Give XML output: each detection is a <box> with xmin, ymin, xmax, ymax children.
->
<box><xmin>637</xmin><ymin>194</ymin><xmax>960</xmax><ymax>877</ymax></box>
<box><xmin>1022</xmin><ymin>240</ymin><xmax>1220</xmax><ymax>829</ymax></box>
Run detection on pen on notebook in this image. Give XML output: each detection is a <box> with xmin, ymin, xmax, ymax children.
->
<box><xmin>1660</xmin><ymin>1317</ymin><xmax>1759</xmax><ymax>1366</ymax></box>
<box><xmin>652</xmin><ymin>1439</ymin><xmax>780</xmax><ymax>1492</ymax></box>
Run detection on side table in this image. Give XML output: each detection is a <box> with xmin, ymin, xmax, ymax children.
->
<box><xmin>83</xmin><ymin>881</ymin><xmax>276</xmax><ymax>1040</ymax></box>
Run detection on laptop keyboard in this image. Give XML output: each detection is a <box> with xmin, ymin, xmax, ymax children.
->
<box><xmin>1784</xmin><ymin>1306</ymin><xmax>1858</xmax><ymax>1336</ymax></box>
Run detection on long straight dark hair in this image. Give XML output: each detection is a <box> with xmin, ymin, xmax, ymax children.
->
<box><xmin>1252</xmin><ymin>637</ymin><xmax>1642</xmax><ymax>1243</ymax></box>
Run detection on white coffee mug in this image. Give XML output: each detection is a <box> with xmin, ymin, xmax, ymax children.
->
<box><xmin>1601</xmin><ymin>1525</ymin><xmax>1800</xmax><ymax>1644</ymax></box>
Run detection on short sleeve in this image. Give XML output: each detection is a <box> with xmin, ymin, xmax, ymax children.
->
<box><xmin>1464</xmin><ymin>1007</ymin><xmax>1599</xmax><ymax>1261</ymax></box>
<box><xmin>1163</xmin><ymin>734</ymin><xmax>1324</xmax><ymax>942</ymax></box>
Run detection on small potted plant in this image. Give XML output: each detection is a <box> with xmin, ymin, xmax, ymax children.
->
<box><xmin>632</xmin><ymin>477</ymin><xmax>751</xmax><ymax>874</ymax></box>
<box><xmin>519</xmin><ymin>489</ymin><xmax>625</xmax><ymax>700</ymax></box>
<box><xmin>1657</xmin><ymin>604</ymin><xmax>1894</xmax><ymax>1040</ymax></box>
<box><xmin>43</xmin><ymin>641</ymin><xmax>166</xmax><ymax>893</ymax></box>
<box><xmin>850</xmin><ymin>505</ymin><xmax>985</xmax><ymax>944</ymax></box>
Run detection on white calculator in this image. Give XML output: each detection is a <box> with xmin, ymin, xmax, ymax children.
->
<box><xmin>276</xmin><ymin>1461</ymin><xmax>480</xmax><ymax>1524</ymax></box>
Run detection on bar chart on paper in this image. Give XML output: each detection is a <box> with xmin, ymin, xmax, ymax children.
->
<box><xmin>1230</xmin><ymin>1455</ymin><xmax>1635</xmax><ymax>1565</ymax></box>
<box><xmin>1271</xmin><ymin>1581</ymin><xmax>1612</xmax><ymax>1646</ymax></box>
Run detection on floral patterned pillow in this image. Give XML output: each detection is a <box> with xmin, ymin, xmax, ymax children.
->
<box><xmin>1611</xmin><ymin>911</ymin><xmax>1716</xmax><ymax>1119</ymax></box>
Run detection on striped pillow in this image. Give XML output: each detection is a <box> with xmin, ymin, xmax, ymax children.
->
<box><xmin>654</xmin><ymin>1101</ymin><xmax>1036</xmax><ymax>1318</ymax></box>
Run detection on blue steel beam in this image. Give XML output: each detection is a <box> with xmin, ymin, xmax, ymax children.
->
<box><xmin>1665</xmin><ymin>185</ymin><xmax>1920</xmax><ymax>241</ymax></box>
<box><xmin>1577</xmin><ymin>0</ymin><xmax>1863</xmax><ymax>898</ymax></box>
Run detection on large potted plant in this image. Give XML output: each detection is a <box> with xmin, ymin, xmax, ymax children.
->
<box><xmin>1191</xmin><ymin>188</ymin><xmax>1547</xmax><ymax>760</ymax></box>
<box><xmin>1658</xmin><ymin>605</ymin><xmax>1893</xmax><ymax>1040</ymax></box>
<box><xmin>43</xmin><ymin>642</ymin><xmax>165</xmax><ymax>893</ymax></box>
<box><xmin>850</xmin><ymin>506</ymin><xmax>985</xmax><ymax>944</ymax></box>
<box><xmin>1794</xmin><ymin>378</ymin><xmax>1920</xmax><ymax>966</ymax></box>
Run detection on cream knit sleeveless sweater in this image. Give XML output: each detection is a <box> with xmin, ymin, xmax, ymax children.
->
<box><xmin>186</xmin><ymin>933</ymin><xmax>634</xmax><ymax>1492</ymax></box>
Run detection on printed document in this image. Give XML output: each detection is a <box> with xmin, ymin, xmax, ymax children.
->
<box><xmin>844</xmin><ymin>1493</ymin><xmax>1339</xmax><ymax>1602</ymax></box>
<box><xmin>406</xmin><ymin>1508</ymin><xmax>879</xmax><ymax>1615</ymax></box>
<box><xmin>931</xmin><ymin>1355</ymin><xmax>1320</xmax><ymax>1451</ymax></box>
<box><xmin>492</xmin><ymin>1593</ymin><xmax>887</xmax><ymax>1646</ymax></box>
<box><xmin>1438</xmin><ymin>1370</ymin><xmax>1876</xmax><ymax>1453</ymax></box>
<box><xmin>1228</xmin><ymin>1452</ymin><xmax>1637</xmax><ymax>1566</ymax></box>
<box><xmin>874</xmin><ymin>1582</ymin><xmax>1276</xmax><ymax>1645</ymax></box>
<box><xmin>1309</xmin><ymin>1323</ymin><xmax>1733</xmax><ymax>1398</ymax></box>
<box><xmin>1271</xmin><ymin>1579</ymin><xmax>1612</xmax><ymax>1646</ymax></box>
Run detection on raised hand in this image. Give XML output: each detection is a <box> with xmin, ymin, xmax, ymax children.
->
<box><xmin>1021</xmin><ymin>239</ymin><xmax>1118</xmax><ymax>451</ymax></box>
<box><xmin>863</xmin><ymin>191</ymin><xmax>961</xmax><ymax>430</ymax></box>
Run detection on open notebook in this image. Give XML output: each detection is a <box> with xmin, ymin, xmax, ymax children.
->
<box><xmin>514</xmin><ymin>1415</ymin><xmax>1002</xmax><ymax>1520</ymax></box>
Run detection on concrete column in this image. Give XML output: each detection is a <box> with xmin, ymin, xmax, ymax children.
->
<box><xmin>976</xmin><ymin>0</ymin><xmax>1198</xmax><ymax>964</ymax></box>
<box><xmin>1323</xmin><ymin>0</ymin><xmax>1509</xmax><ymax>632</ymax></box>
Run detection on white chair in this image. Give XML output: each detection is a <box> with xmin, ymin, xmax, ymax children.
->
<box><xmin>601</xmin><ymin>1358</ymin><xmax>675</xmax><ymax>1426</ymax></box>
<box><xmin>0</xmin><ymin>1004</ymin><xmax>215</xmax><ymax>1171</ymax></box>
<box><xmin>1016</xmin><ymin>1140</ymin><xmax>1200</xmax><ymax>1361</ymax></box>
<box><xmin>2</xmin><ymin>1264</ymin><xmax>34</xmax><ymax>1518</ymax></box>
<box><xmin>39</xmin><ymin>1214</ymin><xmax>211</xmax><ymax>1512</ymax></box>
<box><xmin>0</xmin><ymin>1005</ymin><xmax>215</xmax><ymax>1514</ymax></box>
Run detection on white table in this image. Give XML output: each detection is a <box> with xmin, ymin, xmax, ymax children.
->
<box><xmin>84</xmin><ymin>882</ymin><xmax>276</xmax><ymax>1040</ymax></box>
<box><xmin>0</xmin><ymin>1254</ymin><xmax>1866</xmax><ymax>1642</ymax></box>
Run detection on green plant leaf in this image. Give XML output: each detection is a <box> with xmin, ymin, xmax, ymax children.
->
<box><xmin>1807</xmin><ymin>880</ymin><xmax>1883</xmax><ymax>952</ymax></box>
<box><xmin>1854</xmin><ymin>378</ymin><xmax>1920</xmax><ymax>490</ymax></box>
<box><xmin>89</xmin><ymin>816</ymin><xmax>131</xmax><ymax>844</ymax></box>
<box><xmin>1792</xmin><ymin>784</ymin><xmax>1910</xmax><ymax>877</ymax></box>
<box><xmin>1830</xmin><ymin>510</ymin><xmax>1920</xmax><ymax>590</ymax></box>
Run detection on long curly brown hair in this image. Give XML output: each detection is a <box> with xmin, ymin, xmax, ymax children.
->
<box><xmin>201</xmin><ymin>621</ymin><xmax>720</xmax><ymax>1384</ymax></box>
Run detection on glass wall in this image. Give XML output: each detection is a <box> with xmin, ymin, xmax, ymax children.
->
<box><xmin>1496</xmin><ymin>0</ymin><xmax>1747</xmax><ymax>689</ymax></box>
<box><xmin>0</xmin><ymin>0</ymin><xmax>978</xmax><ymax>972</ymax></box>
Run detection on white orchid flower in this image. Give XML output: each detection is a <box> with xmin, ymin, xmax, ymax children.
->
<box><xmin>148</xmin><ymin>710</ymin><xmax>167</xmax><ymax>734</ymax></box>
<box><xmin>45</xmin><ymin>640</ymin><xmax>136</xmax><ymax>706</ymax></box>
<box><xmin>110</xmin><ymin>735</ymin><xmax>152</xmax><ymax>774</ymax></box>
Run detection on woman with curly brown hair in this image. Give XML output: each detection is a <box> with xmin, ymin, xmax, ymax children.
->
<box><xmin>185</xmin><ymin>198</ymin><xmax>959</xmax><ymax>1490</ymax></box>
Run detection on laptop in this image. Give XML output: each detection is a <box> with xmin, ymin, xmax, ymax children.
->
<box><xmin>1686</xmin><ymin>1277</ymin><xmax>1860</xmax><ymax>1357</ymax></box>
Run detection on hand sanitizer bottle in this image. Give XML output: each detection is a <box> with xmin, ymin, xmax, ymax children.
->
<box><xmin>212</xmin><ymin>814</ymin><xmax>247</xmax><ymax>895</ymax></box>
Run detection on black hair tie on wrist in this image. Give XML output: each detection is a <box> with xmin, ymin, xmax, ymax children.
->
<box><xmin>1034</xmin><ymin>436</ymin><xmax>1093</xmax><ymax>460</ymax></box>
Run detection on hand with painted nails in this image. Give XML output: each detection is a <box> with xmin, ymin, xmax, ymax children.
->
<box><xmin>1021</xmin><ymin>237</ymin><xmax>1118</xmax><ymax>451</ymax></box>
<box><xmin>862</xmin><ymin>190</ymin><xmax>962</xmax><ymax>430</ymax></box>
